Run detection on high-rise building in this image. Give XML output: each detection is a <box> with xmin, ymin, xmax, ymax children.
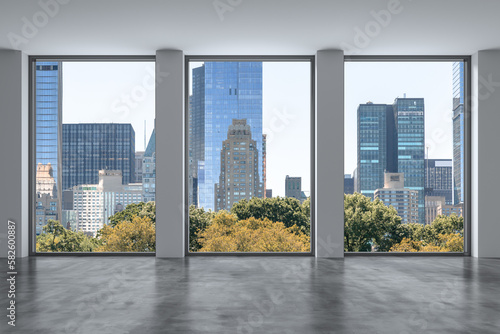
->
<box><xmin>357</xmin><ymin>98</ymin><xmax>425</xmax><ymax>223</ymax></box>
<box><xmin>425</xmin><ymin>195</ymin><xmax>463</xmax><ymax>225</ymax></box>
<box><xmin>453</xmin><ymin>62</ymin><xmax>465</xmax><ymax>205</ymax></box>
<box><xmin>375</xmin><ymin>172</ymin><xmax>419</xmax><ymax>224</ymax></box>
<box><xmin>425</xmin><ymin>159</ymin><xmax>453</xmax><ymax>205</ymax></box>
<box><xmin>344</xmin><ymin>174</ymin><xmax>354</xmax><ymax>194</ymax></box>
<box><xmin>36</xmin><ymin>163</ymin><xmax>56</xmax><ymax>197</ymax></box>
<box><xmin>394</xmin><ymin>98</ymin><xmax>425</xmax><ymax>224</ymax></box>
<box><xmin>35</xmin><ymin>62</ymin><xmax>62</xmax><ymax>200</ymax></box>
<box><xmin>62</xmin><ymin>123</ymin><xmax>135</xmax><ymax>191</ymax></box>
<box><xmin>263</xmin><ymin>134</ymin><xmax>267</xmax><ymax>197</ymax></box>
<box><xmin>266</xmin><ymin>189</ymin><xmax>273</xmax><ymax>198</ymax></box>
<box><xmin>143</xmin><ymin>127</ymin><xmax>156</xmax><ymax>203</ymax></box>
<box><xmin>357</xmin><ymin>102</ymin><xmax>397</xmax><ymax>199</ymax></box>
<box><xmin>285</xmin><ymin>176</ymin><xmax>303</xmax><ymax>200</ymax></box>
<box><xmin>214</xmin><ymin>119</ymin><xmax>262</xmax><ymax>211</ymax></box>
<box><xmin>34</xmin><ymin>193</ymin><xmax>59</xmax><ymax>235</ymax></box>
<box><xmin>135</xmin><ymin>151</ymin><xmax>144</xmax><ymax>183</ymax></box>
<box><xmin>71</xmin><ymin>170</ymin><xmax>142</xmax><ymax>236</ymax></box>
<box><xmin>190</xmin><ymin>62</ymin><xmax>263</xmax><ymax>210</ymax></box>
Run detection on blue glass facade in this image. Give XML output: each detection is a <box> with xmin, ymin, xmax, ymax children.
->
<box><xmin>62</xmin><ymin>124</ymin><xmax>135</xmax><ymax>191</ymax></box>
<box><xmin>452</xmin><ymin>62</ymin><xmax>465</xmax><ymax>205</ymax></box>
<box><xmin>357</xmin><ymin>103</ymin><xmax>396</xmax><ymax>199</ymax></box>
<box><xmin>35</xmin><ymin>61</ymin><xmax>61</xmax><ymax>194</ymax></box>
<box><xmin>394</xmin><ymin>98</ymin><xmax>425</xmax><ymax>224</ymax></box>
<box><xmin>191</xmin><ymin>62</ymin><xmax>263</xmax><ymax>211</ymax></box>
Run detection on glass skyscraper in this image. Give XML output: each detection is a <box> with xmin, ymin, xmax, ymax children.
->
<box><xmin>357</xmin><ymin>98</ymin><xmax>425</xmax><ymax>224</ymax></box>
<box><xmin>62</xmin><ymin>123</ymin><xmax>135</xmax><ymax>191</ymax></box>
<box><xmin>190</xmin><ymin>62</ymin><xmax>263</xmax><ymax>211</ymax></box>
<box><xmin>35</xmin><ymin>61</ymin><xmax>62</xmax><ymax>198</ymax></box>
<box><xmin>452</xmin><ymin>62</ymin><xmax>465</xmax><ymax>205</ymax></box>
<box><xmin>394</xmin><ymin>98</ymin><xmax>425</xmax><ymax>224</ymax></box>
<box><xmin>357</xmin><ymin>103</ymin><xmax>397</xmax><ymax>198</ymax></box>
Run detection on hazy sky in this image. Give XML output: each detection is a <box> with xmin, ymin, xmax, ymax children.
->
<box><xmin>344</xmin><ymin>61</ymin><xmax>454</xmax><ymax>175</ymax></box>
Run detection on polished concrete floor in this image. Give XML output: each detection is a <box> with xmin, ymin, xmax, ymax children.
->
<box><xmin>1</xmin><ymin>256</ymin><xmax>499</xmax><ymax>334</ymax></box>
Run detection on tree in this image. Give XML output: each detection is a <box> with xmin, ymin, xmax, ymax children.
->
<box><xmin>230</xmin><ymin>197</ymin><xmax>310</xmax><ymax>234</ymax></box>
<box><xmin>344</xmin><ymin>193</ymin><xmax>404</xmax><ymax>252</ymax></box>
<box><xmin>198</xmin><ymin>211</ymin><xmax>310</xmax><ymax>252</ymax></box>
<box><xmin>36</xmin><ymin>220</ymin><xmax>98</xmax><ymax>252</ymax></box>
<box><xmin>108</xmin><ymin>201</ymin><xmax>156</xmax><ymax>227</ymax></box>
<box><xmin>189</xmin><ymin>205</ymin><xmax>215</xmax><ymax>252</ymax></box>
<box><xmin>96</xmin><ymin>216</ymin><xmax>155</xmax><ymax>252</ymax></box>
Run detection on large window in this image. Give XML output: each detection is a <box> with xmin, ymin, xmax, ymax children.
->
<box><xmin>344</xmin><ymin>58</ymin><xmax>469</xmax><ymax>253</ymax></box>
<box><xmin>31</xmin><ymin>58</ymin><xmax>156</xmax><ymax>253</ymax></box>
<box><xmin>186</xmin><ymin>57</ymin><xmax>313</xmax><ymax>253</ymax></box>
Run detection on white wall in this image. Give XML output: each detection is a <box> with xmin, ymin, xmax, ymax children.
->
<box><xmin>155</xmin><ymin>50</ymin><xmax>185</xmax><ymax>257</ymax></box>
<box><xmin>315</xmin><ymin>50</ymin><xmax>345</xmax><ymax>257</ymax></box>
<box><xmin>0</xmin><ymin>50</ymin><xmax>29</xmax><ymax>258</ymax></box>
<box><xmin>471</xmin><ymin>50</ymin><xmax>500</xmax><ymax>258</ymax></box>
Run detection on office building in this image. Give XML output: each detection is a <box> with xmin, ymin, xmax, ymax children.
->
<box><xmin>425</xmin><ymin>196</ymin><xmax>463</xmax><ymax>225</ymax></box>
<box><xmin>357</xmin><ymin>102</ymin><xmax>397</xmax><ymax>199</ymax></box>
<box><xmin>266</xmin><ymin>189</ymin><xmax>273</xmax><ymax>198</ymax></box>
<box><xmin>143</xmin><ymin>127</ymin><xmax>156</xmax><ymax>203</ymax></box>
<box><xmin>35</xmin><ymin>61</ymin><xmax>62</xmax><ymax>199</ymax></box>
<box><xmin>190</xmin><ymin>62</ymin><xmax>263</xmax><ymax>210</ymax></box>
<box><xmin>62</xmin><ymin>123</ymin><xmax>135</xmax><ymax>191</ymax></box>
<box><xmin>34</xmin><ymin>193</ymin><xmax>58</xmax><ymax>235</ymax></box>
<box><xmin>375</xmin><ymin>172</ymin><xmax>419</xmax><ymax>224</ymax></box>
<box><xmin>453</xmin><ymin>62</ymin><xmax>465</xmax><ymax>205</ymax></box>
<box><xmin>135</xmin><ymin>151</ymin><xmax>144</xmax><ymax>183</ymax></box>
<box><xmin>344</xmin><ymin>174</ymin><xmax>354</xmax><ymax>194</ymax></box>
<box><xmin>36</xmin><ymin>163</ymin><xmax>56</xmax><ymax>197</ymax></box>
<box><xmin>71</xmin><ymin>170</ymin><xmax>142</xmax><ymax>236</ymax></box>
<box><xmin>285</xmin><ymin>175</ymin><xmax>302</xmax><ymax>199</ymax></box>
<box><xmin>425</xmin><ymin>159</ymin><xmax>453</xmax><ymax>205</ymax></box>
<box><xmin>214</xmin><ymin>119</ymin><xmax>262</xmax><ymax>211</ymax></box>
<box><xmin>61</xmin><ymin>210</ymin><xmax>79</xmax><ymax>231</ymax></box>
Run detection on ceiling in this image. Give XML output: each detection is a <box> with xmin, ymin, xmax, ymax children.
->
<box><xmin>0</xmin><ymin>0</ymin><xmax>498</xmax><ymax>56</ymax></box>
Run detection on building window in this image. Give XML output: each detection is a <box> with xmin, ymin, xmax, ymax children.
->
<box><xmin>344</xmin><ymin>57</ymin><xmax>469</xmax><ymax>253</ymax></box>
<box><xmin>187</xmin><ymin>57</ymin><xmax>313</xmax><ymax>253</ymax></box>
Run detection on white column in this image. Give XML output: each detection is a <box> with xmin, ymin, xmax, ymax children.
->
<box><xmin>155</xmin><ymin>50</ymin><xmax>185</xmax><ymax>257</ymax></box>
<box><xmin>315</xmin><ymin>50</ymin><xmax>345</xmax><ymax>258</ymax></box>
<box><xmin>471</xmin><ymin>50</ymin><xmax>500</xmax><ymax>258</ymax></box>
<box><xmin>0</xmin><ymin>50</ymin><xmax>29</xmax><ymax>258</ymax></box>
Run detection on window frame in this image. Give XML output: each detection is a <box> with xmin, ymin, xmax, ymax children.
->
<box><xmin>29</xmin><ymin>55</ymin><xmax>156</xmax><ymax>256</ymax></box>
<box><xmin>344</xmin><ymin>55</ymin><xmax>472</xmax><ymax>256</ymax></box>
<box><xmin>184</xmin><ymin>55</ymin><xmax>316</xmax><ymax>256</ymax></box>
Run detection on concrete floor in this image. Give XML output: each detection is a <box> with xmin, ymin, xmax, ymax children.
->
<box><xmin>1</xmin><ymin>256</ymin><xmax>499</xmax><ymax>334</ymax></box>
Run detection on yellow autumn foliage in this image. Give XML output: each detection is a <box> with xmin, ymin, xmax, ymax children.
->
<box><xmin>390</xmin><ymin>233</ymin><xmax>464</xmax><ymax>252</ymax></box>
<box><xmin>198</xmin><ymin>211</ymin><xmax>310</xmax><ymax>252</ymax></box>
<box><xmin>96</xmin><ymin>216</ymin><xmax>155</xmax><ymax>252</ymax></box>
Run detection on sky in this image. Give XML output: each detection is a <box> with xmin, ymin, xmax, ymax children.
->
<box><xmin>62</xmin><ymin>62</ymin><xmax>156</xmax><ymax>152</ymax></box>
<box><xmin>344</xmin><ymin>61</ymin><xmax>454</xmax><ymax>175</ymax></box>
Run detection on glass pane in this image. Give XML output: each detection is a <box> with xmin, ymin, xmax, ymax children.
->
<box><xmin>34</xmin><ymin>61</ymin><xmax>156</xmax><ymax>252</ymax></box>
<box><xmin>344</xmin><ymin>61</ymin><xmax>464</xmax><ymax>252</ymax></box>
<box><xmin>188</xmin><ymin>60</ymin><xmax>311</xmax><ymax>252</ymax></box>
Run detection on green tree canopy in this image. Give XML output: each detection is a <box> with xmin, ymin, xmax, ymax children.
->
<box><xmin>97</xmin><ymin>216</ymin><xmax>155</xmax><ymax>252</ymax></box>
<box><xmin>189</xmin><ymin>205</ymin><xmax>215</xmax><ymax>252</ymax></box>
<box><xmin>230</xmin><ymin>197</ymin><xmax>310</xmax><ymax>234</ymax></box>
<box><xmin>36</xmin><ymin>220</ymin><xmax>98</xmax><ymax>252</ymax></box>
<box><xmin>108</xmin><ymin>201</ymin><xmax>156</xmax><ymax>227</ymax></box>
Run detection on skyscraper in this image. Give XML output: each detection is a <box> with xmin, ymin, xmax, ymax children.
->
<box><xmin>35</xmin><ymin>61</ymin><xmax>62</xmax><ymax>200</ymax></box>
<box><xmin>425</xmin><ymin>159</ymin><xmax>453</xmax><ymax>205</ymax></box>
<box><xmin>452</xmin><ymin>62</ymin><xmax>465</xmax><ymax>205</ymax></box>
<box><xmin>214</xmin><ymin>119</ymin><xmax>262</xmax><ymax>211</ymax></box>
<box><xmin>62</xmin><ymin>123</ymin><xmax>135</xmax><ymax>191</ymax></box>
<box><xmin>143</xmin><ymin>126</ymin><xmax>156</xmax><ymax>203</ymax></box>
<box><xmin>357</xmin><ymin>102</ymin><xmax>397</xmax><ymax>199</ymax></box>
<box><xmin>344</xmin><ymin>174</ymin><xmax>354</xmax><ymax>194</ymax></box>
<box><xmin>375</xmin><ymin>172</ymin><xmax>419</xmax><ymax>224</ymax></box>
<box><xmin>190</xmin><ymin>62</ymin><xmax>263</xmax><ymax>210</ymax></box>
<box><xmin>394</xmin><ymin>98</ymin><xmax>425</xmax><ymax>224</ymax></box>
